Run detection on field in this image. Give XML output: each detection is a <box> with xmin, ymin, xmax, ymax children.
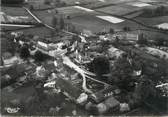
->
<box><xmin>33</xmin><ymin>10</ymin><xmax>55</xmax><ymax>26</ymax></box>
<box><xmin>18</xmin><ymin>27</ymin><xmax>52</xmax><ymax>38</ymax></box>
<box><xmin>156</xmin><ymin>23</ymin><xmax>168</xmax><ymax>30</ymax></box>
<box><xmin>129</xmin><ymin>2</ymin><xmax>152</xmax><ymax>7</ymax></box>
<box><xmin>34</xmin><ymin>6</ymin><xmax>100</xmax><ymax>27</ymax></box>
<box><xmin>123</xmin><ymin>11</ymin><xmax>143</xmax><ymax>18</ymax></box>
<box><xmin>83</xmin><ymin>0</ymin><xmax>139</xmax><ymax>9</ymax></box>
<box><xmin>96</xmin><ymin>5</ymin><xmax>140</xmax><ymax>16</ymax></box>
<box><xmin>60</xmin><ymin>0</ymin><xmax>98</xmax><ymax>5</ymax></box>
<box><xmin>57</xmin><ymin>6</ymin><xmax>98</xmax><ymax>16</ymax></box>
<box><xmin>1</xmin><ymin>6</ymin><xmax>37</xmax><ymax>23</ymax></box>
<box><xmin>68</xmin><ymin>13</ymin><xmax>143</xmax><ymax>33</ymax></box>
<box><xmin>1</xmin><ymin>6</ymin><xmax>28</xmax><ymax>16</ymax></box>
<box><xmin>96</xmin><ymin>16</ymin><xmax>124</xmax><ymax>23</ymax></box>
<box><xmin>2</xmin><ymin>26</ymin><xmax>52</xmax><ymax>38</ymax></box>
<box><xmin>139</xmin><ymin>0</ymin><xmax>160</xmax><ymax>2</ymax></box>
<box><xmin>135</xmin><ymin>16</ymin><xmax>168</xmax><ymax>26</ymax></box>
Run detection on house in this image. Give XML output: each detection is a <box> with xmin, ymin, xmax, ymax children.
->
<box><xmin>82</xmin><ymin>29</ymin><xmax>95</xmax><ymax>37</ymax></box>
<box><xmin>141</xmin><ymin>47</ymin><xmax>168</xmax><ymax>60</ymax></box>
<box><xmin>96</xmin><ymin>96</ymin><xmax>120</xmax><ymax>114</ymax></box>
<box><xmin>37</xmin><ymin>41</ymin><xmax>67</xmax><ymax>57</ymax></box>
<box><xmin>108</xmin><ymin>46</ymin><xmax>125</xmax><ymax>59</ymax></box>
<box><xmin>3</xmin><ymin>56</ymin><xmax>19</xmax><ymax>66</ymax></box>
<box><xmin>36</xmin><ymin>41</ymin><xmax>52</xmax><ymax>54</ymax></box>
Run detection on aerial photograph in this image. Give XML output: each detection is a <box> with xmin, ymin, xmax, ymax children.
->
<box><xmin>1</xmin><ymin>0</ymin><xmax>168</xmax><ymax>116</ymax></box>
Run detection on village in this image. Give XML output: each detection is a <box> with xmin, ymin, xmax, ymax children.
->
<box><xmin>1</xmin><ymin>0</ymin><xmax>168</xmax><ymax>116</ymax></box>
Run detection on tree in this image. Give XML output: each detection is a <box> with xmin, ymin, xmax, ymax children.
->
<box><xmin>34</xmin><ymin>51</ymin><xmax>45</xmax><ymax>62</ymax></box>
<box><xmin>52</xmin><ymin>16</ymin><xmax>58</xmax><ymax>28</ymax></box>
<box><xmin>142</xmin><ymin>6</ymin><xmax>167</xmax><ymax>17</ymax></box>
<box><xmin>137</xmin><ymin>33</ymin><xmax>147</xmax><ymax>45</ymax></box>
<box><xmin>142</xmin><ymin>8</ymin><xmax>154</xmax><ymax>17</ymax></box>
<box><xmin>44</xmin><ymin>0</ymin><xmax>50</xmax><ymax>5</ymax></box>
<box><xmin>155</xmin><ymin>38</ymin><xmax>165</xmax><ymax>46</ymax></box>
<box><xmin>109</xmin><ymin>28</ymin><xmax>114</xmax><ymax>34</ymax></box>
<box><xmin>89</xmin><ymin>56</ymin><xmax>110</xmax><ymax>81</ymax></box>
<box><xmin>100</xmin><ymin>40</ymin><xmax>111</xmax><ymax>52</ymax></box>
<box><xmin>66</xmin><ymin>15</ymin><xmax>71</xmax><ymax>19</ymax></box>
<box><xmin>20</xmin><ymin>45</ymin><xmax>30</xmax><ymax>59</ymax></box>
<box><xmin>155</xmin><ymin>6</ymin><xmax>167</xmax><ymax>16</ymax></box>
<box><xmin>123</xmin><ymin>26</ymin><xmax>131</xmax><ymax>32</ymax></box>
<box><xmin>70</xmin><ymin>25</ymin><xmax>77</xmax><ymax>33</ymax></box>
<box><xmin>1</xmin><ymin>57</ymin><xmax>4</xmax><ymax>66</ymax></box>
<box><xmin>2</xmin><ymin>0</ymin><xmax>24</xmax><ymax>4</ymax></box>
<box><xmin>29</xmin><ymin>5</ymin><xmax>34</xmax><ymax>11</ymax></box>
<box><xmin>59</xmin><ymin>17</ymin><xmax>65</xmax><ymax>30</ymax></box>
<box><xmin>110</xmin><ymin>54</ymin><xmax>134</xmax><ymax>90</ymax></box>
<box><xmin>1</xmin><ymin>37</ymin><xmax>16</xmax><ymax>56</ymax></box>
<box><xmin>129</xmin><ymin>77</ymin><xmax>156</xmax><ymax>108</ymax></box>
<box><xmin>50</xmin><ymin>29</ymin><xmax>55</xmax><ymax>37</ymax></box>
<box><xmin>71</xmin><ymin>35</ymin><xmax>80</xmax><ymax>43</ymax></box>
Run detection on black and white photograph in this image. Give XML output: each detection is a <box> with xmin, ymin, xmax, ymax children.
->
<box><xmin>1</xmin><ymin>0</ymin><xmax>168</xmax><ymax>116</ymax></box>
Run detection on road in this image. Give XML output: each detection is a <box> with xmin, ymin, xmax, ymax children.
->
<box><xmin>0</xmin><ymin>23</ymin><xmax>35</xmax><ymax>27</ymax></box>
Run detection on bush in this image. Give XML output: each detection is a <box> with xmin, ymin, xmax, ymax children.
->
<box><xmin>59</xmin><ymin>17</ymin><xmax>65</xmax><ymax>30</ymax></box>
<box><xmin>137</xmin><ymin>33</ymin><xmax>148</xmax><ymax>45</ymax></box>
<box><xmin>34</xmin><ymin>51</ymin><xmax>51</xmax><ymax>62</ymax></box>
<box><xmin>141</xmin><ymin>6</ymin><xmax>168</xmax><ymax>17</ymax></box>
<box><xmin>109</xmin><ymin>28</ymin><xmax>114</xmax><ymax>34</ymax></box>
<box><xmin>20</xmin><ymin>45</ymin><xmax>30</xmax><ymax>59</ymax></box>
<box><xmin>154</xmin><ymin>38</ymin><xmax>165</xmax><ymax>46</ymax></box>
<box><xmin>51</xmin><ymin>16</ymin><xmax>58</xmax><ymax>28</ymax></box>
